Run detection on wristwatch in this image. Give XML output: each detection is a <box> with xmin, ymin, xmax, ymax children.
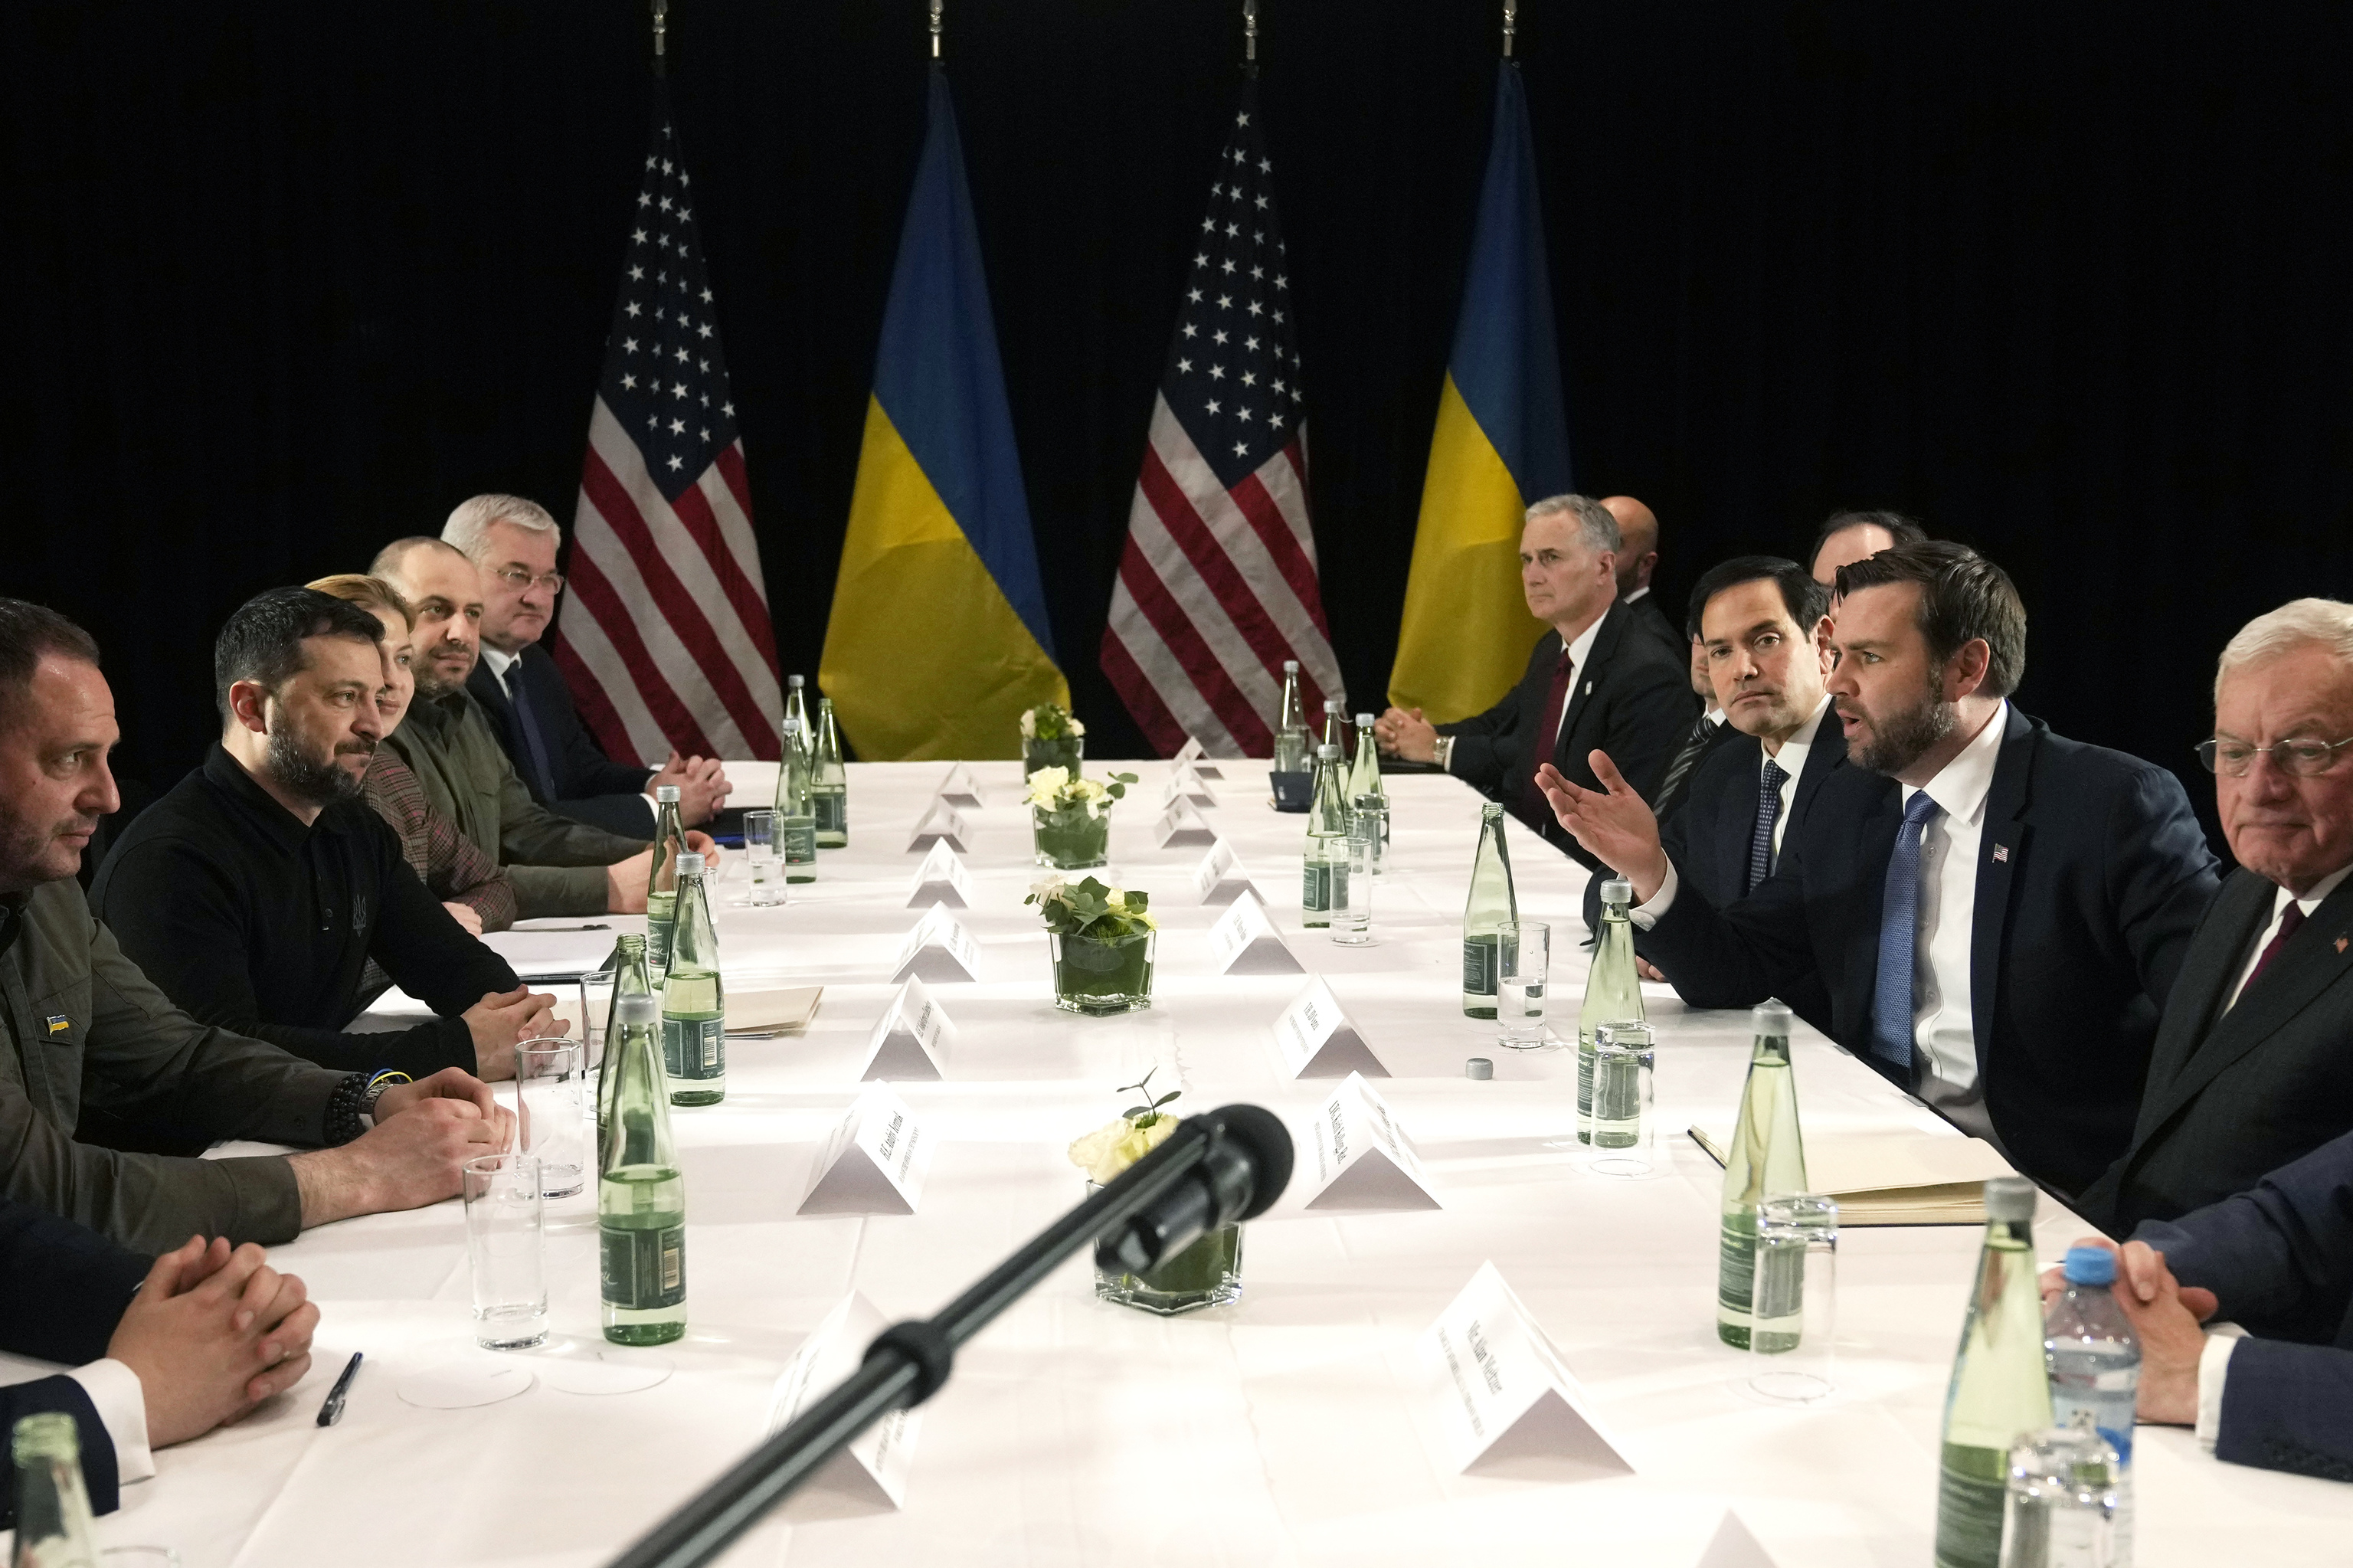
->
<box><xmin>1433</xmin><ymin>735</ymin><xmax>1456</xmax><ymax>771</ymax></box>
<box><xmin>358</xmin><ymin>1069</ymin><xmax>413</xmax><ymax>1127</ymax></box>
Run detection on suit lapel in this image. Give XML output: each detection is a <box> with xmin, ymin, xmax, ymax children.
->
<box><xmin>1840</xmin><ymin>781</ymin><xmax>1905</xmax><ymax>1025</ymax></box>
<box><xmin>1968</xmin><ymin>709</ymin><xmax>2037</xmax><ymax>1080</ymax></box>
<box><xmin>1789</xmin><ymin>707</ymin><xmax>1848</xmax><ymax>824</ymax></box>
<box><xmin>1553</xmin><ymin>604</ymin><xmax>1625</xmax><ymax>768</ymax></box>
<box><xmin>2116</xmin><ymin>871</ymin><xmax>2279</xmax><ymax>1145</ymax></box>
<box><xmin>2135</xmin><ymin>874</ymin><xmax>2353</xmax><ymax>1133</ymax></box>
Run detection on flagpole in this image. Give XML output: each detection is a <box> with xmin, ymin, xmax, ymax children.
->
<box><xmin>650</xmin><ymin>0</ymin><xmax>668</xmax><ymax>77</ymax></box>
<box><xmin>930</xmin><ymin>0</ymin><xmax>942</xmax><ymax>58</ymax></box>
<box><xmin>1502</xmin><ymin>0</ymin><xmax>1517</xmax><ymax>59</ymax></box>
<box><xmin>1243</xmin><ymin>0</ymin><xmax>1258</xmax><ymax>77</ymax></box>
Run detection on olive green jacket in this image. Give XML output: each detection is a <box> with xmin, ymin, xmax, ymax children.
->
<box><xmin>0</xmin><ymin>881</ymin><xmax>344</xmax><ymax>1251</ymax></box>
<box><xmin>384</xmin><ymin>689</ymin><xmax>646</xmax><ymax>919</ymax></box>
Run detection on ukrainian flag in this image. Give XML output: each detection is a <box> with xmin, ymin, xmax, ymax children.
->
<box><xmin>1387</xmin><ymin>62</ymin><xmax>1572</xmax><ymax>724</ymax></box>
<box><xmin>821</xmin><ymin>66</ymin><xmax>1068</xmax><ymax>761</ymax></box>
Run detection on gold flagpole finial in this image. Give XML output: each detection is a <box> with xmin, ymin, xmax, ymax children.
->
<box><xmin>651</xmin><ymin>0</ymin><xmax>669</xmax><ymax>74</ymax></box>
<box><xmin>1244</xmin><ymin>0</ymin><xmax>1258</xmax><ymax>67</ymax></box>
<box><xmin>1503</xmin><ymin>0</ymin><xmax>1517</xmax><ymax>58</ymax></box>
<box><xmin>931</xmin><ymin>0</ymin><xmax>943</xmax><ymax>58</ymax></box>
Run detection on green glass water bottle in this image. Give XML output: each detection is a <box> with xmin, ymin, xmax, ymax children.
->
<box><xmin>661</xmin><ymin>853</ymin><xmax>726</xmax><ymax>1107</ymax></box>
<box><xmin>1936</xmin><ymin>1177</ymin><xmax>2054</xmax><ymax>1568</ymax></box>
<box><xmin>1301</xmin><ymin>742</ymin><xmax>1350</xmax><ymax>928</ymax></box>
<box><xmin>1347</xmin><ymin>712</ymin><xmax>1389</xmax><ymax>862</ymax></box>
<box><xmin>1578</xmin><ymin>877</ymin><xmax>1646</xmax><ymax>1144</ymax></box>
<box><xmin>599</xmin><ymin>991</ymin><xmax>687</xmax><ymax>1347</ymax></box>
<box><xmin>813</xmin><ymin>696</ymin><xmax>849</xmax><ymax>849</ymax></box>
<box><xmin>594</xmin><ymin>933</ymin><xmax>652</xmax><ymax>1141</ymax></box>
<box><xmin>774</xmin><ymin>696</ymin><xmax>817</xmax><ymax>885</ymax></box>
<box><xmin>1461</xmin><ymin>802</ymin><xmax>1518</xmax><ymax>1017</ymax></box>
<box><xmin>645</xmin><ymin>784</ymin><xmax>686</xmax><ymax>984</ymax></box>
<box><xmin>11</xmin><ymin>1413</ymin><xmax>101</xmax><ymax>1568</ymax></box>
<box><xmin>1716</xmin><ymin>1000</ymin><xmax>1809</xmax><ymax>1347</ymax></box>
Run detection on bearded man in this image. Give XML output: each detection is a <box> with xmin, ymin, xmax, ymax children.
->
<box><xmin>1533</xmin><ymin>541</ymin><xmax>2220</xmax><ymax>1201</ymax></box>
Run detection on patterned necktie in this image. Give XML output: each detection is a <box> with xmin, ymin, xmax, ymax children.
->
<box><xmin>1869</xmin><ymin>791</ymin><xmax>1945</xmax><ymax>1070</ymax></box>
<box><xmin>1520</xmin><ymin>648</ymin><xmax>1576</xmax><ymax>821</ymax></box>
<box><xmin>2237</xmin><ymin>900</ymin><xmax>2308</xmax><ymax>1001</ymax></box>
<box><xmin>503</xmin><ymin>666</ymin><xmax>560</xmax><ymax>802</ymax></box>
<box><xmin>1746</xmin><ymin>758</ymin><xmax>1789</xmax><ymax>894</ymax></box>
<box><xmin>1655</xmin><ymin>713</ymin><xmax>1717</xmax><ymax>811</ymax></box>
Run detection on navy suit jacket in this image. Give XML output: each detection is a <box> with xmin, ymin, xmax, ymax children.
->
<box><xmin>2138</xmin><ymin>1127</ymin><xmax>2353</xmax><ymax>1480</ymax></box>
<box><xmin>1651</xmin><ymin>714</ymin><xmax>1743</xmax><ymax>826</ymax></box>
<box><xmin>2080</xmin><ymin>868</ymin><xmax>2353</xmax><ymax>1236</ymax></box>
<box><xmin>0</xmin><ymin>1199</ymin><xmax>147</xmax><ymax>1523</ymax></box>
<box><xmin>468</xmin><ymin>644</ymin><xmax>656</xmax><ymax>840</ymax></box>
<box><xmin>1622</xmin><ymin>590</ymin><xmax>1688</xmax><ymax>669</ymax></box>
<box><xmin>1438</xmin><ymin>600</ymin><xmax>1699</xmax><ymax>869</ymax></box>
<box><xmin>1633</xmin><ymin>706</ymin><xmax>2220</xmax><ymax>1198</ymax></box>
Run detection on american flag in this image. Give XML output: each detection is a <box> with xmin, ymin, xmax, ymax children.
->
<box><xmin>1101</xmin><ymin>87</ymin><xmax>1343</xmax><ymax>758</ymax></box>
<box><xmin>553</xmin><ymin>95</ymin><xmax>784</xmax><ymax>764</ymax></box>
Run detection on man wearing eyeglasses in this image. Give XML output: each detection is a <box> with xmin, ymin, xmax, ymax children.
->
<box><xmin>443</xmin><ymin>495</ymin><xmax>731</xmax><ymax>836</ymax></box>
<box><xmin>2078</xmin><ymin>599</ymin><xmax>2353</xmax><ymax>1235</ymax></box>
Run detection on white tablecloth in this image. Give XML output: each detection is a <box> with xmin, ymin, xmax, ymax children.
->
<box><xmin>19</xmin><ymin>761</ymin><xmax>2347</xmax><ymax>1566</ymax></box>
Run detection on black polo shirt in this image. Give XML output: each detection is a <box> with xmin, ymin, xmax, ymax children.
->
<box><xmin>90</xmin><ymin>745</ymin><xmax>519</xmax><ymax>1079</ymax></box>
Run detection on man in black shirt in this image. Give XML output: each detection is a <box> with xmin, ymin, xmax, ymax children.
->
<box><xmin>93</xmin><ymin>589</ymin><xmax>555</xmax><ymax>1082</ymax></box>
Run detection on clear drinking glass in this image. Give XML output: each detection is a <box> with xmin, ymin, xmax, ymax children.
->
<box><xmin>742</xmin><ymin>809</ymin><xmax>782</xmax><ymax>906</ymax></box>
<box><xmin>2001</xmin><ymin>1425</ymin><xmax>2121</xmax><ymax>1568</ymax></box>
<box><xmin>1350</xmin><ymin>793</ymin><xmax>1388</xmax><ymax>879</ymax></box>
<box><xmin>1746</xmin><ymin>1193</ymin><xmax>1838</xmax><ymax>1402</ymax></box>
<box><xmin>1497</xmin><ymin>920</ymin><xmax>1550</xmax><ymax>1048</ymax></box>
<box><xmin>463</xmin><ymin>1152</ymin><xmax>548</xmax><ymax>1350</ymax></box>
<box><xmin>1334</xmin><ymin>813</ymin><xmax>1376</xmax><ymax>945</ymax></box>
<box><xmin>581</xmin><ymin>966</ymin><xmax>616</xmax><ymax>1070</ymax></box>
<box><xmin>515</xmin><ymin>1037</ymin><xmax>587</xmax><ymax>1199</ymax></box>
<box><xmin>1588</xmin><ymin>1021</ymin><xmax>1657</xmax><ymax>1177</ymax></box>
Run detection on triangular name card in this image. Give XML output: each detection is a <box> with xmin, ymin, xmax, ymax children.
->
<box><xmin>1696</xmin><ymin>1511</ymin><xmax>1779</xmax><ymax>1568</ymax></box>
<box><xmin>1419</xmin><ymin>1262</ymin><xmax>1632</xmax><ymax>1481</ymax></box>
<box><xmin>1153</xmin><ymin>796</ymin><xmax>1217</xmax><ymax>849</ymax></box>
<box><xmin>1172</xmin><ymin>735</ymin><xmax>1223</xmax><ymax>780</ymax></box>
<box><xmin>766</xmin><ymin>1291</ymin><xmax>921</xmax><ymax>1510</ymax></box>
<box><xmin>905</xmin><ymin>800</ymin><xmax>969</xmax><ymax>853</ymax></box>
<box><xmin>905</xmin><ymin>840</ymin><xmax>975</xmax><ymax>909</ymax></box>
<box><xmin>1207</xmin><ymin>891</ymin><xmax>1304</xmax><ymax>975</ymax></box>
<box><xmin>935</xmin><ymin>763</ymin><xmax>987</xmax><ymax>810</ymax></box>
<box><xmin>1302</xmin><ymin>1072</ymin><xmax>1436</xmax><ymax>1209</ymax></box>
<box><xmin>1160</xmin><ymin>765</ymin><xmax>1217</xmax><ymax>809</ymax></box>
<box><xmin>1272</xmin><ymin>977</ymin><xmax>1387</xmax><ymax>1078</ymax></box>
<box><xmin>890</xmin><ymin>908</ymin><xmax>980</xmax><ymax>984</ymax></box>
<box><xmin>860</xmin><ymin>977</ymin><xmax>955</xmax><ymax>1081</ymax></box>
<box><xmin>799</xmin><ymin>1085</ymin><xmax>932</xmax><ymax>1215</ymax></box>
<box><xmin>1192</xmin><ymin>839</ymin><xmax>1253</xmax><ymax>907</ymax></box>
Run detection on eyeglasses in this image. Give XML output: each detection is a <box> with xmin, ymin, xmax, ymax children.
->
<box><xmin>2195</xmin><ymin>735</ymin><xmax>2353</xmax><ymax>777</ymax></box>
<box><xmin>491</xmin><ymin>567</ymin><xmax>565</xmax><ymax>594</ymax></box>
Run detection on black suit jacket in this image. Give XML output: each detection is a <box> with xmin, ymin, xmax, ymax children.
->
<box><xmin>1623</xmin><ymin>590</ymin><xmax>1687</xmax><ymax>666</ymax></box>
<box><xmin>1438</xmin><ymin>600</ymin><xmax>1699</xmax><ymax>868</ymax></box>
<box><xmin>0</xmin><ymin>1198</ymin><xmax>146</xmax><ymax>1524</ymax></box>
<box><xmin>1651</xmin><ymin>714</ymin><xmax>1743</xmax><ymax>825</ymax></box>
<box><xmin>1635</xmin><ymin>706</ymin><xmax>2221</xmax><ymax>1197</ymax></box>
<box><xmin>2080</xmin><ymin>868</ymin><xmax>2353</xmax><ymax>1235</ymax></box>
<box><xmin>2137</xmin><ymin>1128</ymin><xmax>2353</xmax><ymax>1478</ymax></box>
<box><xmin>469</xmin><ymin>645</ymin><xmax>656</xmax><ymax>840</ymax></box>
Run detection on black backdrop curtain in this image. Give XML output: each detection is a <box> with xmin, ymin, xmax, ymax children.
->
<box><xmin>9</xmin><ymin>0</ymin><xmax>2351</xmax><ymax>856</ymax></box>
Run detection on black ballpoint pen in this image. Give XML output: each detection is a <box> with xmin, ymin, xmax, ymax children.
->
<box><xmin>316</xmin><ymin>1351</ymin><xmax>363</xmax><ymax>1427</ymax></box>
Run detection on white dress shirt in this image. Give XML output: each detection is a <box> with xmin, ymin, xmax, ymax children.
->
<box><xmin>2197</xmin><ymin>1324</ymin><xmax>2251</xmax><ymax>1449</ymax></box>
<box><xmin>482</xmin><ymin>645</ymin><xmax>660</xmax><ymax>831</ymax></box>
<box><xmin>2224</xmin><ymin>863</ymin><xmax>2353</xmax><ymax>1011</ymax></box>
<box><xmin>62</xmin><ymin>1358</ymin><xmax>155</xmax><ymax>1486</ymax></box>
<box><xmin>1901</xmin><ymin>700</ymin><xmax>2011</xmax><ymax>1141</ymax></box>
<box><xmin>1759</xmin><ymin>696</ymin><xmax>1834</xmax><ymax>864</ymax></box>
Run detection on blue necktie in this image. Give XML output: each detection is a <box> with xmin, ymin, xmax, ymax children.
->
<box><xmin>1870</xmin><ymin>791</ymin><xmax>1944</xmax><ymax>1071</ymax></box>
<box><xmin>1746</xmin><ymin>758</ymin><xmax>1788</xmax><ymax>894</ymax></box>
<box><xmin>504</xmin><ymin>666</ymin><xmax>560</xmax><ymax>802</ymax></box>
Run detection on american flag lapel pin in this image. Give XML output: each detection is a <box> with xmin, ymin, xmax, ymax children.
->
<box><xmin>1991</xmin><ymin>844</ymin><xmax>2009</xmax><ymax>863</ymax></box>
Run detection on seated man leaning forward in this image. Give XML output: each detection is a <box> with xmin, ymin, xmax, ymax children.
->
<box><xmin>2053</xmin><ymin>1125</ymin><xmax>2353</xmax><ymax>1482</ymax></box>
<box><xmin>0</xmin><ymin>597</ymin><xmax>510</xmax><ymax>1252</ymax></box>
<box><xmin>91</xmin><ymin>588</ymin><xmax>557</xmax><ymax>1082</ymax></box>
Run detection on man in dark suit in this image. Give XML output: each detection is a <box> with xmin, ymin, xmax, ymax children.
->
<box><xmin>1537</xmin><ymin>542</ymin><xmax>2220</xmax><ymax>1198</ymax></box>
<box><xmin>1582</xmin><ymin>559</ymin><xmax>1845</xmax><ymax>1000</ymax></box>
<box><xmin>1648</xmin><ymin>585</ymin><xmax>1743</xmax><ymax>826</ymax></box>
<box><xmin>2078</xmin><ymin>599</ymin><xmax>2353</xmax><ymax>1234</ymax></box>
<box><xmin>443</xmin><ymin>494</ymin><xmax>731</xmax><ymax>836</ymax></box>
<box><xmin>0</xmin><ymin>1206</ymin><xmax>318</xmax><ymax>1524</ymax></box>
<box><xmin>1602</xmin><ymin>495</ymin><xmax>1687</xmax><ymax>669</ymax></box>
<box><xmin>2049</xmin><ymin>1128</ymin><xmax>2353</xmax><ymax>1481</ymax></box>
<box><xmin>1376</xmin><ymin>493</ymin><xmax>1697</xmax><ymax>869</ymax></box>
<box><xmin>1808</xmin><ymin>508</ymin><xmax>1927</xmax><ymax>587</ymax></box>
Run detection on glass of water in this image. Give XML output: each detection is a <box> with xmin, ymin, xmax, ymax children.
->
<box><xmin>2001</xmin><ymin>1426</ymin><xmax>2120</xmax><ymax>1568</ymax></box>
<box><xmin>743</xmin><ymin>809</ymin><xmax>782</xmax><ymax>906</ymax></box>
<box><xmin>1588</xmin><ymin>1020</ymin><xmax>1657</xmax><ymax>1177</ymax></box>
<box><xmin>463</xmin><ymin>1152</ymin><xmax>548</xmax><ymax>1350</ymax></box>
<box><xmin>1746</xmin><ymin>1193</ymin><xmax>1838</xmax><ymax>1403</ymax></box>
<box><xmin>515</xmin><ymin>1037</ymin><xmax>587</xmax><ymax>1198</ymax></box>
<box><xmin>1334</xmin><ymin>810</ymin><xmax>1376</xmax><ymax>945</ymax></box>
<box><xmin>1497</xmin><ymin>920</ymin><xmax>1550</xmax><ymax>1048</ymax></box>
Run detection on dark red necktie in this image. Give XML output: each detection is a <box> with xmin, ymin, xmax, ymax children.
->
<box><xmin>1522</xmin><ymin>649</ymin><xmax>1575</xmax><ymax>820</ymax></box>
<box><xmin>2240</xmin><ymin>900</ymin><xmax>2307</xmax><ymax>999</ymax></box>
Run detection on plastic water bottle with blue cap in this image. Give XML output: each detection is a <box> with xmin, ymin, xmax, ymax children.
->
<box><xmin>2044</xmin><ymin>1245</ymin><xmax>2138</xmax><ymax>1565</ymax></box>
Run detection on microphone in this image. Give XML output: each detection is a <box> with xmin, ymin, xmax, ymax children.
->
<box><xmin>1095</xmin><ymin>1104</ymin><xmax>1294</xmax><ymax>1275</ymax></box>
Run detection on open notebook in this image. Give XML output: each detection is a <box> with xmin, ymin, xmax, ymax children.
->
<box><xmin>1687</xmin><ymin>1124</ymin><xmax>2019</xmax><ymax>1226</ymax></box>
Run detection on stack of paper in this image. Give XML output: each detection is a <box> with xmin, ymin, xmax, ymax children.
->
<box><xmin>725</xmin><ymin>987</ymin><xmax>824</xmax><ymax>1036</ymax></box>
<box><xmin>1687</xmin><ymin>1125</ymin><xmax>2021</xmax><ymax>1225</ymax></box>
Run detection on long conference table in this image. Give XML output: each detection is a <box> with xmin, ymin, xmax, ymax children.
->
<box><xmin>19</xmin><ymin>760</ymin><xmax>2347</xmax><ymax>1566</ymax></box>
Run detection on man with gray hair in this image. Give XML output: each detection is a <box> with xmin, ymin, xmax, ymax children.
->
<box><xmin>2080</xmin><ymin>598</ymin><xmax>2353</xmax><ymax>1233</ymax></box>
<box><xmin>445</xmin><ymin>493</ymin><xmax>729</xmax><ymax>836</ymax></box>
<box><xmin>1376</xmin><ymin>493</ymin><xmax>1697</xmax><ymax>866</ymax></box>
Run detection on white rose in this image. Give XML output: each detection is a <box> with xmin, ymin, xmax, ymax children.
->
<box><xmin>1069</xmin><ymin>1113</ymin><xmax>1181</xmax><ymax>1183</ymax></box>
<box><xmin>1029</xmin><ymin>872</ymin><xmax>1069</xmax><ymax>906</ymax></box>
<box><xmin>1067</xmin><ymin>716</ymin><xmax>1088</xmax><ymax>737</ymax></box>
<box><xmin>1020</xmin><ymin>709</ymin><xmax>1039</xmax><ymax>739</ymax></box>
<box><xmin>1024</xmin><ymin>765</ymin><xmax>1071</xmax><ymax>807</ymax></box>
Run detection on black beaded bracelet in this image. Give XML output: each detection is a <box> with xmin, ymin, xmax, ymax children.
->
<box><xmin>325</xmin><ymin>1072</ymin><xmax>371</xmax><ymax>1147</ymax></box>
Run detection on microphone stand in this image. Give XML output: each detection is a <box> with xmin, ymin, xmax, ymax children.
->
<box><xmin>603</xmin><ymin>1105</ymin><xmax>1290</xmax><ymax>1568</ymax></box>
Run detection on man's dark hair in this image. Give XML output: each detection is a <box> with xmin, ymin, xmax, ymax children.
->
<box><xmin>1684</xmin><ymin>555</ymin><xmax>1830</xmax><ymax>640</ymax></box>
<box><xmin>214</xmin><ymin>587</ymin><xmax>385</xmax><ymax>725</ymax></box>
<box><xmin>0</xmin><ymin>599</ymin><xmax>102</xmax><ymax>722</ymax></box>
<box><xmin>1808</xmin><ymin>509</ymin><xmax>1929</xmax><ymax>568</ymax></box>
<box><xmin>1834</xmin><ymin>540</ymin><xmax>2027</xmax><ymax>699</ymax></box>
